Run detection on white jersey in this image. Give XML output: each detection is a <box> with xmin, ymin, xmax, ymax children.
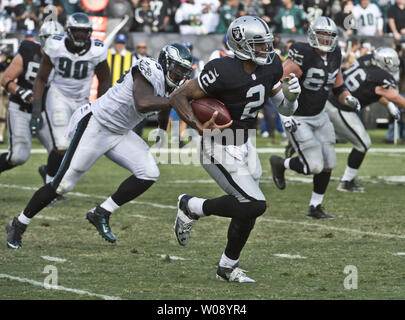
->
<box><xmin>91</xmin><ymin>57</ymin><xmax>165</xmax><ymax>134</ymax></box>
<box><xmin>175</xmin><ymin>2</ymin><xmax>204</xmax><ymax>35</ymax></box>
<box><xmin>352</xmin><ymin>4</ymin><xmax>383</xmax><ymax>36</ymax></box>
<box><xmin>44</xmin><ymin>35</ymin><xmax>108</xmax><ymax>104</ymax></box>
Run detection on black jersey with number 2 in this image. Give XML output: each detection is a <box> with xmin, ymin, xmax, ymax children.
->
<box><xmin>9</xmin><ymin>40</ymin><xmax>43</xmax><ymax>111</ymax></box>
<box><xmin>288</xmin><ymin>42</ymin><xmax>342</xmax><ymax>116</ymax></box>
<box><xmin>197</xmin><ymin>55</ymin><xmax>283</xmax><ymax>133</ymax></box>
<box><xmin>328</xmin><ymin>55</ymin><xmax>397</xmax><ymax>112</ymax></box>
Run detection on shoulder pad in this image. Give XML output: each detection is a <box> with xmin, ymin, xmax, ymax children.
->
<box><xmin>44</xmin><ymin>36</ymin><xmax>65</xmax><ymax>57</ymax></box>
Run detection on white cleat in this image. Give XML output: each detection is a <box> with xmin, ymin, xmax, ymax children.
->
<box><xmin>216</xmin><ymin>265</ymin><xmax>256</xmax><ymax>283</ymax></box>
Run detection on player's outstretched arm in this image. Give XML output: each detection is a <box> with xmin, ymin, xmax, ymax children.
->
<box><xmin>32</xmin><ymin>54</ymin><xmax>53</xmax><ymax>118</ymax></box>
<box><xmin>133</xmin><ymin>71</ymin><xmax>171</xmax><ymax>113</ymax></box>
<box><xmin>376</xmin><ymin>86</ymin><xmax>405</xmax><ymax>110</ymax></box>
<box><xmin>95</xmin><ymin>60</ymin><xmax>111</xmax><ymax>98</ymax></box>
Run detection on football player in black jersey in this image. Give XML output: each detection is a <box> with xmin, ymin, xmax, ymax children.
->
<box><xmin>0</xmin><ymin>21</ymin><xmax>64</xmax><ymax>176</ymax></box>
<box><xmin>269</xmin><ymin>16</ymin><xmax>362</xmax><ymax>219</ymax></box>
<box><xmin>326</xmin><ymin>47</ymin><xmax>405</xmax><ymax>192</ymax></box>
<box><xmin>169</xmin><ymin>16</ymin><xmax>301</xmax><ymax>282</ymax></box>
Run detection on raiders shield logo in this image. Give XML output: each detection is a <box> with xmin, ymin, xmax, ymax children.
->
<box><xmin>232</xmin><ymin>26</ymin><xmax>243</xmax><ymax>42</ymax></box>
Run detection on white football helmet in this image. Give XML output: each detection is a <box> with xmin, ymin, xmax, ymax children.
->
<box><xmin>373</xmin><ymin>47</ymin><xmax>400</xmax><ymax>75</ymax></box>
<box><xmin>38</xmin><ymin>21</ymin><xmax>64</xmax><ymax>47</ymax></box>
<box><xmin>226</xmin><ymin>15</ymin><xmax>275</xmax><ymax>65</ymax></box>
<box><xmin>307</xmin><ymin>16</ymin><xmax>338</xmax><ymax>53</ymax></box>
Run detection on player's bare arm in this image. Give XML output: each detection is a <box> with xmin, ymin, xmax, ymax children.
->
<box><xmin>32</xmin><ymin>54</ymin><xmax>53</xmax><ymax>117</ymax></box>
<box><xmin>169</xmin><ymin>78</ymin><xmax>232</xmax><ymax>135</ymax></box>
<box><xmin>1</xmin><ymin>54</ymin><xmax>24</xmax><ymax>95</ymax></box>
<box><xmin>157</xmin><ymin>108</ymin><xmax>171</xmax><ymax>131</ymax></box>
<box><xmin>375</xmin><ymin>86</ymin><xmax>405</xmax><ymax>109</ymax></box>
<box><xmin>95</xmin><ymin>60</ymin><xmax>111</xmax><ymax>98</ymax></box>
<box><xmin>133</xmin><ymin>71</ymin><xmax>171</xmax><ymax>113</ymax></box>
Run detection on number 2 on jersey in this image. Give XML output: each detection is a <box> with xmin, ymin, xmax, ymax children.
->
<box><xmin>241</xmin><ymin>84</ymin><xmax>265</xmax><ymax>120</ymax></box>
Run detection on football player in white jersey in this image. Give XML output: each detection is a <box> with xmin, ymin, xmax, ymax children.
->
<box><xmin>5</xmin><ymin>43</ymin><xmax>193</xmax><ymax>249</ymax></box>
<box><xmin>31</xmin><ymin>12</ymin><xmax>111</xmax><ymax>190</ymax></box>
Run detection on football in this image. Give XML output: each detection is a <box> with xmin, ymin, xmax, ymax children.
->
<box><xmin>191</xmin><ymin>98</ymin><xmax>231</xmax><ymax>125</ymax></box>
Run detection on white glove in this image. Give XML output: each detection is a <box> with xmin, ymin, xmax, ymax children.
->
<box><xmin>282</xmin><ymin>73</ymin><xmax>301</xmax><ymax>102</ymax></box>
<box><xmin>283</xmin><ymin>116</ymin><xmax>298</xmax><ymax>133</ymax></box>
<box><xmin>387</xmin><ymin>102</ymin><xmax>401</xmax><ymax>121</ymax></box>
<box><xmin>344</xmin><ymin>95</ymin><xmax>361</xmax><ymax>112</ymax></box>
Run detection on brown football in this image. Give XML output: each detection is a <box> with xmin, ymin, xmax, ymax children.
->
<box><xmin>191</xmin><ymin>98</ymin><xmax>231</xmax><ymax>125</ymax></box>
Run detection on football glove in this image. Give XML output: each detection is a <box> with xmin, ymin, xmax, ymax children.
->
<box><xmin>282</xmin><ymin>73</ymin><xmax>301</xmax><ymax>102</ymax></box>
<box><xmin>283</xmin><ymin>116</ymin><xmax>298</xmax><ymax>133</ymax></box>
<box><xmin>15</xmin><ymin>87</ymin><xmax>33</xmax><ymax>104</ymax></box>
<box><xmin>344</xmin><ymin>95</ymin><xmax>361</xmax><ymax>112</ymax></box>
<box><xmin>30</xmin><ymin>117</ymin><xmax>43</xmax><ymax>137</ymax></box>
<box><xmin>387</xmin><ymin>102</ymin><xmax>401</xmax><ymax>121</ymax></box>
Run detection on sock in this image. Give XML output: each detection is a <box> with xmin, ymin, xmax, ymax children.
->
<box><xmin>111</xmin><ymin>175</ymin><xmax>154</xmax><ymax>206</ymax></box>
<box><xmin>284</xmin><ymin>158</ymin><xmax>291</xmax><ymax>169</ymax></box>
<box><xmin>100</xmin><ymin>197</ymin><xmax>120</xmax><ymax>213</ymax></box>
<box><xmin>342</xmin><ymin>166</ymin><xmax>358</xmax><ymax>182</ymax></box>
<box><xmin>18</xmin><ymin>212</ymin><xmax>31</xmax><ymax>225</ymax></box>
<box><xmin>188</xmin><ymin>197</ymin><xmax>206</xmax><ymax>217</ymax></box>
<box><xmin>309</xmin><ymin>192</ymin><xmax>324</xmax><ymax>207</ymax></box>
<box><xmin>46</xmin><ymin>150</ymin><xmax>65</xmax><ymax>177</ymax></box>
<box><xmin>289</xmin><ymin>157</ymin><xmax>305</xmax><ymax>174</ymax></box>
<box><xmin>45</xmin><ymin>174</ymin><xmax>53</xmax><ymax>184</ymax></box>
<box><xmin>347</xmin><ymin>148</ymin><xmax>366</xmax><ymax>170</ymax></box>
<box><xmin>313</xmin><ymin>171</ymin><xmax>331</xmax><ymax>195</ymax></box>
<box><xmin>219</xmin><ymin>252</ymin><xmax>239</xmax><ymax>268</ymax></box>
<box><xmin>0</xmin><ymin>153</ymin><xmax>15</xmax><ymax>173</ymax></box>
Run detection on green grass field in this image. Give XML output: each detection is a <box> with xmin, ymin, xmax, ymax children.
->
<box><xmin>1</xmin><ymin>128</ymin><xmax>405</xmax><ymax>300</ymax></box>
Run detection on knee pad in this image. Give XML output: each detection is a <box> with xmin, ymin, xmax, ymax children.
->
<box><xmin>10</xmin><ymin>147</ymin><xmax>30</xmax><ymax>166</ymax></box>
<box><xmin>137</xmin><ymin>165</ymin><xmax>160</xmax><ymax>182</ymax></box>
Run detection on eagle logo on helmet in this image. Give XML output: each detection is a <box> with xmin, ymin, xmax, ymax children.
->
<box><xmin>232</xmin><ymin>26</ymin><xmax>243</xmax><ymax>42</ymax></box>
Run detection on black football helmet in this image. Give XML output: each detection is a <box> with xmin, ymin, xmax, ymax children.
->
<box><xmin>158</xmin><ymin>43</ymin><xmax>193</xmax><ymax>90</ymax></box>
<box><xmin>66</xmin><ymin>12</ymin><xmax>92</xmax><ymax>49</ymax></box>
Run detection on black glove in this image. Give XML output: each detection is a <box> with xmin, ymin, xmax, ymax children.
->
<box><xmin>15</xmin><ymin>87</ymin><xmax>33</xmax><ymax>104</ymax></box>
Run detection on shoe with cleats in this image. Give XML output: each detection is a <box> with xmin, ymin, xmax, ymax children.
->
<box><xmin>337</xmin><ymin>179</ymin><xmax>366</xmax><ymax>193</ymax></box>
<box><xmin>269</xmin><ymin>155</ymin><xmax>286</xmax><ymax>190</ymax></box>
<box><xmin>86</xmin><ymin>206</ymin><xmax>116</xmax><ymax>243</ymax></box>
<box><xmin>6</xmin><ymin>217</ymin><xmax>27</xmax><ymax>249</ymax></box>
<box><xmin>306</xmin><ymin>205</ymin><xmax>335</xmax><ymax>219</ymax></box>
<box><xmin>216</xmin><ymin>264</ymin><xmax>255</xmax><ymax>283</ymax></box>
<box><xmin>174</xmin><ymin>194</ymin><xmax>199</xmax><ymax>246</ymax></box>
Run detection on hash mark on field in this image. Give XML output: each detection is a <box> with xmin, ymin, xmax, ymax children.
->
<box><xmin>159</xmin><ymin>254</ymin><xmax>188</xmax><ymax>261</ymax></box>
<box><xmin>274</xmin><ymin>254</ymin><xmax>307</xmax><ymax>259</ymax></box>
<box><xmin>41</xmin><ymin>256</ymin><xmax>67</xmax><ymax>262</ymax></box>
<box><xmin>37</xmin><ymin>215</ymin><xmax>59</xmax><ymax>221</ymax></box>
<box><xmin>0</xmin><ymin>274</ymin><xmax>121</xmax><ymax>300</ymax></box>
<box><xmin>392</xmin><ymin>252</ymin><xmax>405</xmax><ymax>256</ymax></box>
<box><xmin>260</xmin><ymin>217</ymin><xmax>405</xmax><ymax>239</ymax></box>
<box><xmin>129</xmin><ymin>214</ymin><xmax>157</xmax><ymax>220</ymax></box>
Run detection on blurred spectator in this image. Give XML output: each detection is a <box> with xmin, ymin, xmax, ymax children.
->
<box><xmin>342</xmin><ymin>36</ymin><xmax>361</xmax><ymax>69</ymax></box>
<box><xmin>38</xmin><ymin>0</ymin><xmax>66</xmax><ymax>26</ymax></box>
<box><xmin>238</xmin><ymin>0</ymin><xmax>264</xmax><ymax>17</ymax></box>
<box><xmin>13</xmin><ymin>0</ymin><xmax>40</xmax><ymax>31</ymax></box>
<box><xmin>149</xmin><ymin>0</ymin><xmax>171</xmax><ymax>32</ymax></box>
<box><xmin>166</xmin><ymin>0</ymin><xmax>181</xmax><ymax>32</ymax></box>
<box><xmin>175</xmin><ymin>0</ymin><xmax>204</xmax><ymax>35</ymax></box>
<box><xmin>215</xmin><ymin>0</ymin><xmax>239</xmax><ymax>34</ymax></box>
<box><xmin>0</xmin><ymin>1</ymin><xmax>13</xmax><ymax>37</ymax></box>
<box><xmin>280</xmin><ymin>38</ymin><xmax>295</xmax><ymax>61</ymax></box>
<box><xmin>208</xmin><ymin>33</ymin><xmax>234</xmax><ymax>61</ymax></box>
<box><xmin>107</xmin><ymin>33</ymin><xmax>134</xmax><ymax>86</ymax></box>
<box><xmin>262</xmin><ymin>0</ymin><xmax>283</xmax><ymax>26</ymax></box>
<box><xmin>349</xmin><ymin>0</ymin><xmax>383</xmax><ymax>36</ymax></box>
<box><xmin>133</xmin><ymin>41</ymin><xmax>151</xmax><ymax>60</ymax></box>
<box><xmin>388</xmin><ymin>0</ymin><xmax>405</xmax><ymax>42</ymax></box>
<box><xmin>184</xmin><ymin>41</ymin><xmax>204</xmax><ymax>78</ymax></box>
<box><xmin>273</xmin><ymin>0</ymin><xmax>306</xmax><ymax>34</ymax></box>
<box><xmin>302</xmin><ymin>0</ymin><xmax>331</xmax><ymax>23</ymax></box>
<box><xmin>131</xmin><ymin>0</ymin><xmax>157</xmax><ymax>33</ymax></box>
<box><xmin>62</xmin><ymin>0</ymin><xmax>80</xmax><ymax>15</ymax></box>
<box><xmin>334</xmin><ymin>0</ymin><xmax>353</xmax><ymax>33</ymax></box>
<box><xmin>195</xmin><ymin>0</ymin><xmax>220</xmax><ymax>34</ymax></box>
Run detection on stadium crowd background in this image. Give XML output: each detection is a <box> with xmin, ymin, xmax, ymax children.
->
<box><xmin>0</xmin><ymin>0</ymin><xmax>405</xmax><ymax>142</ymax></box>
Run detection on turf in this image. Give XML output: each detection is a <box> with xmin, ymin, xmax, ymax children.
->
<box><xmin>0</xmin><ymin>129</ymin><xmax>405</xmax><ymax>300</ymax></box>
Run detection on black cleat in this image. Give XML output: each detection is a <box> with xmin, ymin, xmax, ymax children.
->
<box><xmin>306</xmin><ymin>205</ymin><xmax>335</xmax><ymax>219</ymax></box>
<box><xmin>216</xmin><ymin>264</ymin><xmax>255</xmax><ymax>283</ymax></box>
<box><xmin>6</xmin><ymin>217</ymin><xmax>27</xmax><ymax>249</ymax></box>
<box><xmin>38</xmin><ymin>165</ymin><xmax>47</xmax><ymax>184</ymax></box>
<box><xmin>337</xmin><ymin>179</ymin><xmax>366</xmax><ymax>193</ymax></box>
<box><xmin>270</xmin><ymin>155</ymin><xmax>286</xmax><ymax>190</ymax></box>
<box><xmin>86</xmin><ymin>206</ymin><xmax>116</xmax><ymax>243</ymax></box>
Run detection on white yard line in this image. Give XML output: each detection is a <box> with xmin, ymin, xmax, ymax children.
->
<box><xmin>158</xmin><ymin>254</ymin><xmax>188</xmax><ymax>261</ymax></box>
<box><xmin>274</xmin><ymin>254</ymin><xmax>307</xmax><ymax>259</ymax></box>
<box><xmin>0</xmin><ymin>273</ymin><xmax>121</xmax><ymax>300</ymax></box>
<box><xmin>259</xmin><ymin>217</ymin><xmax>405</xmax><ymax>239</ymax></box>
<box><xmin>41</xmin><ymin>256</ymin><xmax>67</xmax><ymax>262</ymax></box>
